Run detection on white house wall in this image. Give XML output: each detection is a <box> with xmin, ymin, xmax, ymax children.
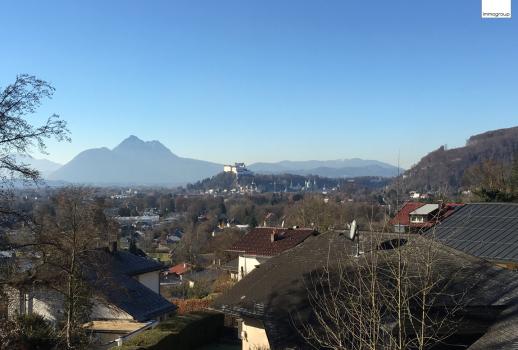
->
<box><xmin>6</xmin><ymin>286</ymin><xmax>63</xmax><ymax>325</ymax></box>
<box><xmin>32</xmin><ymin>288</ymin><xmax>64</xmax><ymax>324</ymax></box>
<box><xmin>238</xmin><ymin>255</ymin><xmax>270</xmax><ymax>280</ymax></box>
<box><xmin>241</xmin><ymin>317</ymin><xmax>270</xmax><ymax>350</ymax></box>
<box><xmin>7</xmin><ymin>286</ymin><xmax>134</xmax><ymax>323</ymax></box>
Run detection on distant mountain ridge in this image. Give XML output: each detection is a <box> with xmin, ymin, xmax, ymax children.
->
<box><xmin>46</xmin><ymin>136</ymin><xmax>402</xmax><ymax>185</ymax></box>
<box><xmin>249</xmin><ymin>158</ymin><xmax>400</xmax><ymax>177</ymax></box>
<box><xmin>14</xmin><ymin>154</ymin><xmax>62</xmax><ymax>178</ymax></box>
<box><xmin>48</xmin><ymin>136</ymin><xmax>222</xmax><ymax>185</ymax></box>
<box><xmin>401</xmin><ymin>126</ymin><xmax>518</xmax><ymax>192</ymax></box>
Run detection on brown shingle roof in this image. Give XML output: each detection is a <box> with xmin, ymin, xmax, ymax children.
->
<box><xmin>227</xmin><ymin>227</ymin><xmax>317</xmax><ymax>256</ymax></box>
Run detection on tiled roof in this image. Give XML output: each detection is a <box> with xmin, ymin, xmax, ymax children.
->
<box><xmin>468</xmin><ymin>302</ymin><xmax>518</xmax><ymax>349</ymax></box>
<box><xmin>85</xmin><ymin>249</ymin><xmax>175</xmax><ymax>321</ymax></box>
<box><xmin>103</xmin><ymin>249</ymin><xmax>164</xmax><ymax>276</ymax></box>
<box><xmin>169</xmin><ymin>263</ymin><xmax>192</xmax><ymax>275</ymax></box>
<box><xmin>93</xmin><ymin>270</ymin><xmax>176</xmax><ymax>321</ymax></box>
<box><xmin>389</xmin><ymin>202</ymin><xmax>425</xmax><ymax>226</ymax></box>
<box><xmin>427</xmin><ymin>203</ymin><xmax>518</xmax><ymax>262</ymax></box>
<box><xmin>227</xmin><ymin>227</ymin><xmax>316</xmax><ymax>256</ymax></box>
<box><xmin>389</xmin><ymin>202</ymin><xmax>463</xmax><ymax>228</ymax></box>
<box><xmin>18</xmin><ymin>249</ymin><xmax>175</xmax><ymax>322</ymax></box>
<box><xmin>214</xmin><ymin>232</ymin><xmax>518</xmax><ymax>349</ymax></box>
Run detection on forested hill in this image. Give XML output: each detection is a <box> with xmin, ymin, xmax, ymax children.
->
<box><xmin>187</xmin><ymin>172</ymin><xmax>391</xmax><ymax>193</ymax></box>
<box><xmin>401</xmin><ymin>126</ymin><xmax>518</xmax><ymax>193</ymax></box>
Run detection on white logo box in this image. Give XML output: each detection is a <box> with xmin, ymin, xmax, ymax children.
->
<box><xmin>482</xmin><ymin>0</ymin><xmax>511</xmax><ymax>18</ymax></box>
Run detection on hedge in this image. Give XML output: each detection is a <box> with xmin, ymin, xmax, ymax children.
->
<box><xmin>172</xmin><ymin>298</ymin><xmax>212</xmax><ymax>315</ymax></box>
<box><xmin>117</xmin><ymin>311</ymin><xmax>224</xmax><ymax>350</ymax></box>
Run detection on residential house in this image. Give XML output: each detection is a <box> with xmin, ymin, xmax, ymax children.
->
<box><xmin>390</xmin><ymin>201</ymin><xmax>462</xmax><ymax>233</ymax></box>
<box><xmin>167</xmin><ymin>262</ymin><xmax>192</xmax><ymax>280</ymax></box>
<box><xmin>226</xmin><ymin>227</ymin><xmax>317</xmax><ymax>280</ymax></box>
<box><xmin>429</xmin><ymin>202</ymin><xmax>518</xmax><ymax>270</ymax></box>
<box><xmin>6</xmin><ymin>243</ymin><xmax>175</xmax><ymax>347</ymax></box>
<box><xmin>213</xmin><ymin>231</ymin><xmax>518</xmax><ymax>350</ymax></box>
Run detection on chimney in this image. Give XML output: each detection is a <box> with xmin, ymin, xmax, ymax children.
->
<box><xmin>109</xmin><ymin>241</ymin><xmax>117</xmax><ymax>254</ymax></box>
<box><xmin>271</xmin><ymin>229</ymin><xmax>277</xmax><ymax>243</ymax></box>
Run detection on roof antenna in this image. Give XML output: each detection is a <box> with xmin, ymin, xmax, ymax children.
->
<box><xmin>348</xmin><ymin>220</ymin><xmax>362</xmax><ymax>257</ymax></box>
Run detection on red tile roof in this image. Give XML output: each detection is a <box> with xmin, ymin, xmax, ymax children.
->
<box><xmin>389</xmin><ymin>202</ymin><xmax>425</xmax><ymax>226</ymax></box>
<box><xmin>169</xmin><ymin>263</ymin><xmax>191</xmax><ymax>275</ymax></box>
<box><xmin>389</xmin><ymin>202</ymin><xmax>464</xmax><ymax>228</ymax></box>
<box><xmin>227</xmin><ymin>227</ymin><xmax>317</xmax><ymax>257</ymax></box>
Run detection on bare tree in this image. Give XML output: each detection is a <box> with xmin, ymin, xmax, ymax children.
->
<box><xmin>0</xmin><ymin>74</ymin><xmax>69</xmax><ymax>340</ymax></box>
<box><xmin>0</xmin><ymin>74</ymin><xmax>70</xmax><ymax>227</ymax></box>
<box><xmin>299</xmin><ymin>230</ymin><xmax>466</xmax><ymax>350</ymax></box>
<box><xmin>31</xmin><ymin>188</ymin><xmax>115</xmax><ymax>349</ymax></box>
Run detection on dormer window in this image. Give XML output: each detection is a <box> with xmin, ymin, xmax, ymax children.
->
<box><xmin>410</xmin><ymin>215</ymin><xmax>425</xmax><ymax>223</ymax></box>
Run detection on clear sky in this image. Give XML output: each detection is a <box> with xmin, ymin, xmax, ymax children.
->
<box><xmin>1</xmin><ymin>0</ymin><xmax>517</xmax><ymax>168</ymax></box>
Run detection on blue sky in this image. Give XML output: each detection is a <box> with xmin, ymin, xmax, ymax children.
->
<box><xmin>1</xmin><ymin>0</ymin><xmax>517</xmax><ymax>168</ymax></box>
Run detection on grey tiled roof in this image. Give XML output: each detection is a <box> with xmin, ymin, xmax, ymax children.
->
<box><xmin>104</xmin><ymin>249</ymin><xmax>165</xmax><ymax>276</ymax></box>
<box><xmin>86</xmin><ymin>249</ymin><xmax>175</xmax><ymax>321</ymax></box>
<box><xmin>427</xmin><ymin>203</ymin><xmax>518</xmax><ymax>262</ymax></box>
<box><xmin>468</xmin><ymin>302</ymin><xmax>518</xmax><ymax>349</ymax></box>
<box><xmin>93</xmin><ymin>270</ymin><xmax>175</xmax><ymax>322</ymax></box>
<box><xmin>213</xmin><ymin>231</ymin><xmax>518</xmax><ymax>349</ymax></box>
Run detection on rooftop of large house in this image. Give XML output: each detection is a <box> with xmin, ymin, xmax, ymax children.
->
<box><xmin>428</xmin><ymin>202</ymin><xmax>518</xmax><ymax>263</ymax></box>
<box><xmin>389</xmin><ymin>201</ymin><xmax>462</xmax><ymax>229</ymax></box>
<box><xmin>227</xmin><ymin>227</ymin><xmax>317</xmax><ymax>256</ymax></box>
<box><xmin>214</xmin><ymin>231</ymin><xmax>518</xmax><ymax>349</ymax></box>
<box><xmin>389</xmin><ymin>202</ymin><xmax>426</xmax><ymax>226</ymax></box>
<box><xmin>92</xmin><ymin>251</ymin><xmax>175</xmax><ymax>321</ymax></box>
<box><xmin>24</xmin><ymin>246</ymin><xmax>175</xmax><ymax>322</ymax></box>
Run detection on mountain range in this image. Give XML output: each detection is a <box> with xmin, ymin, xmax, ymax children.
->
<box><xmin>22</xmin><ymin>136</ymin><xmax>400</xmax><ymax>185</ymax></box>
<box><xmin>19</xmin><ymin>125</ymin><xmax>518</xmax><ymax>187</ymax></box>
<box><xmin>14</xmin><ymin>154</ymin><xmax>62</xmax><ymax>178</ymax></box>
<box><xmin>47</xmin><ymin>136</ymin><xmax>221</xmax><ymax>185</ymax></box>
<box><xmin>248</xmin><ymin>159</ymin><xmax>400</xmax><ymax>178</ymax></box>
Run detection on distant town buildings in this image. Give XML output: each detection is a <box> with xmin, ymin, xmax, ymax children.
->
<box><xmin>115</xmin><ymin>215</ymin><xmax>160</xmax><ymax>226</ymax></box>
